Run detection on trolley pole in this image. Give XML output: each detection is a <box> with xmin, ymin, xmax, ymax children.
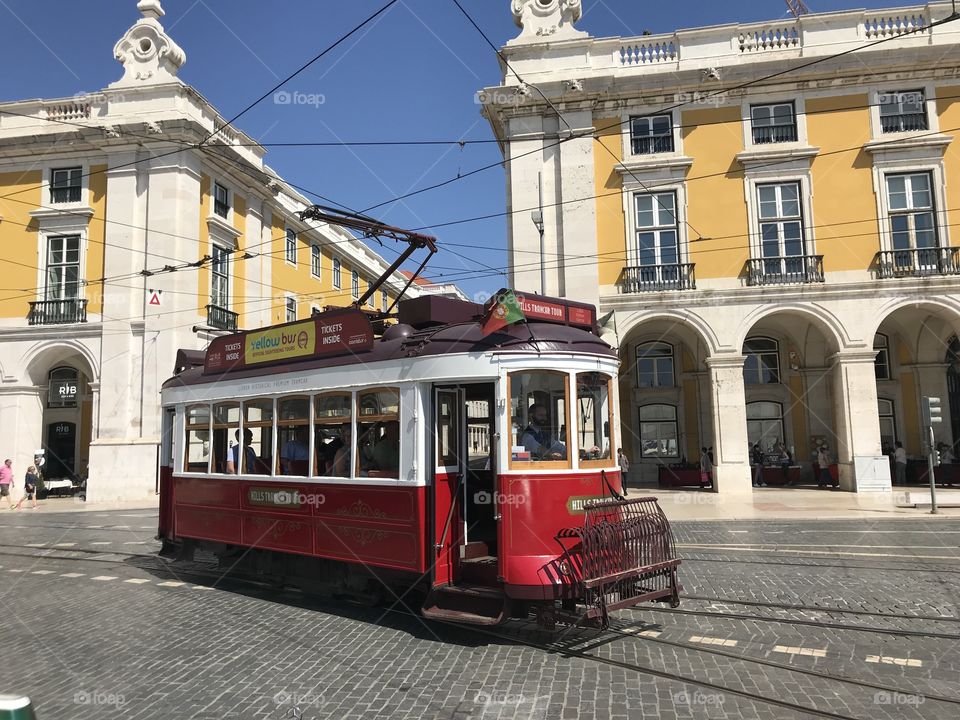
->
<box><xmin>921</xmin><ymin>396</ymin><xmax>942</xmax><ymax>515</ymax></box>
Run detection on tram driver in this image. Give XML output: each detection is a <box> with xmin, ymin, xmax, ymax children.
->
<box><xmin>521</xmin><ymin>404</ymin><xmax>567</xmax><ymax>460</ymax></box>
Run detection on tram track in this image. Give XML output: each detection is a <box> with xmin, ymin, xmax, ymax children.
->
<box><xmin>677</xmin><ymin>594</ymin><xmax>960</xmax><ymax>624</ymax></box>
<box><xmin>682</xmin><ymin>553</ymin><xmax>960</xmax><ymax>575</ymax></box>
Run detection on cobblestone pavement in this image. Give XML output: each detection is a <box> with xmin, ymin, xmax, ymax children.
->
<box><xmin>1</xmin><ymin>509</ymin><xmax>959</xmax><ymax>719</ymax></box>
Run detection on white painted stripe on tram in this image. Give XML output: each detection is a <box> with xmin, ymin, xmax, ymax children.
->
<box><xmin>773</xmin><ymin>645</ymin><xmax>827</xmax><ymax>658</ymax></box>
<box><xmin>866</xmin><ymin>655</ymin><xmax>923</xmax><ymax>668</ymax></box>
<box><xmin>678</xmin><ymin>544</ymin><xmax>960</xmax><ymax>561</ymax></box>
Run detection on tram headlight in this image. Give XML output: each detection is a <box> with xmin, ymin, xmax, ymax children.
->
<box><xmin>558</xmin><ymin>560</ymin><xmax>571</xmax><ymax>576</ymax></box>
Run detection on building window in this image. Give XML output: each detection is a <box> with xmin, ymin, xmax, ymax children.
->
<box><xmin>285</xmin><ymin>228</ymin><xmax>297</xmax><ymax>265</ymax></box>
<box><xmin>887</xmin><ymin>173</ymin><xmax>937</xmax><ymax>253</ymax></box>
<box><xmin>311</xmin><ymin>244</ymin><xmax>321</xmax><ymax>278</ymax></box>
<box><xmin>211</xmin><ymin>245</ymin><xmax>230</xmax><ymax>308</ymax></box>
<box><xmin>746</xmin><ymin>401</ymin><xmax>784</xmax><ymax>451</ymax></box>
<box><xmin>333</xmin><ymin>258</ymin><xmax>342</xmax><ymax>289</ymax></box>
<box><xmin>630</xmin><ymin>115</ymin><xmax>673</xmax><ymax>155</ymax></box>
<box><xmin>874</xmin><ymin>333</ymin><xmax>890</xmax><ymax>380</ymax></box>
<box><xmin>878</xmin><ymin>398</ymin><xmax>897</xmax><ymax>455</ymax></box>
<box><xmin>636</xmin><ymin>342</ymin><xmax>674</xmax><ymax>388</ymax></box>
<box><xmin>45</xmin><ymin>235</ymin><xmax>81</xmax><ymax>301</ymax></box>
<box><xmin>638</xmin><ymin>405</ymin><xmax>678</xmax><ymax>458</ymax></box>
<box><xmin>744</xmin><ymin>337</ymin><xmax>780</xmax><ymax>384</ymax></box>
<box><xmin>751</xmin><ymin>103</ymin><xmax>797</xmax><ymax>144</ymax></box>
<box><xmin>48</xmin><ymin>367</ymin><xmax>79</xmax><ymax>409</ymax></box>
<box><xmin>381</xmin><ymin>290</ymin><xmax>388</xmax><ymax>313</ymax></box>
<box><xmin>634</xmin><ymin>192</ymin><xmax>679</xmax><ymax>268</ymax></box>
<box><xmin>880</xmin><ymin>89</ymin><xmax>927</xmax><ymax>133</ymax></box>
<box><xmin>50</xmin><ymin>167</ymin><xmax>82</xmax><ymax>204</ymax></box>
<box><xmin>757</xmin><ymin>182</ymin><xmax>804</xmax><ymax>274</ymax></box>
<box><xmin>285</xmin><ymin>297</ymin><xmax>297</xmax><ymax>323</ymax></box>
<box><xmin>352</xmin><ymin>270</ymin><xmax>360</xmax><ymax>300</ymax></box>
<box><xmin>213</xmin><ymin>182</ymin><xmax>230</xmax><ymax>218</ymax></box>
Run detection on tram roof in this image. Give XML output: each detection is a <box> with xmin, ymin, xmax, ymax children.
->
<box><xmin>164</xmin><ymin>295</ymin><xmax>615</xmax><ymax>390</ymax></box>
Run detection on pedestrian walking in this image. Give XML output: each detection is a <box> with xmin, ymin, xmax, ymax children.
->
<box><xmin>699</xmin><ymin>446</ymin><xmax>713</xmax><ymax>488</ymax></box>
<box><xmin>0</xmin><ymin>459</ymin><xmax>14</xmax><ymax>510</ymax></box>
<box><xmin>751</xmin><ymin>443</ymin><xmax>765</xmax><ymax>487</ymax></box>
<box><xmin>776</xmin><ymin>440</ymin><xmax>792</xmax><ymax>485</ymax></box>
<box><xmin>894</xmin><ymin>441</ymin><xmax>907</xmax><ymax>485</ymax></box>
<box><xmin>15</xmin><ymin>466</ymin><xmax>39</xmax><ymax>511</ymax></box>
<box><xmin>617</xmin><ymin>448</ymin><xmax>630</xmax><ymax>496</ymax></box>
<box><xmin>817</xmin><ymin>445</ymin><xmax>836</xmax><ymax>489</ymax></box>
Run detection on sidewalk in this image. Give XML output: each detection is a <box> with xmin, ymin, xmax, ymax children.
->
<box><xmin>643</xmin><ymin>486</ymin><xmax>960</xmax><ymax>521</ymax></box>
<box><xmin>4</xmin><ymin>495</ymin><xmax>159</xmax><ymax>514</ymax></box>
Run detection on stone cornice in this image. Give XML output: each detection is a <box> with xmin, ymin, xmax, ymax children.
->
<box><xmin>863</xmin><ymin>133</ymin><xmax>952</xmax><ymax>155</ymax></box>
<box><xmin>616</xmin><ymin>155</ymin><xmax>694</xmax><ymax>176</ymax></box>
<box><xmin>0</xmin><ymin>323</ymin><xmax>103</xmax><ymax>341</ymax></box>
<box><xmin>736</xmin><ymin>145</ymin><xmax>819</xmax><ymax>168</ymax></box>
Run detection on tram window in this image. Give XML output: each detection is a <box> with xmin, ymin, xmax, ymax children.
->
<box><xmin>242</xmin><ymin>399</ymin><xmax>273</xmax><ymax>475</ymax></box>
<box><xmin>184</xmin><ymin>404</ymin><xmax>211</xmax><ymax>473</ymax></box>
<box><xmin>278</xmin><ymin>397</ymin><xmax>310</xmax><ymax>476</ymax></box>
<box><xmin>213</xmin><ymin>403</ymin><xmax>245</xmax><ymax>474</ymax></box>
<box><xmin>509</xmin><ymin>371</ymin><xmax>570</xmax><ymax>467</ymax></box>
<box><xmin>315</xmin><ymin>392</ymin><xmax>351</xmax><ymax>476</ymax></box>
<box><xmin>357</xmin><ymin>388</ymin><xmax>400</xmax><ymax>478</ymax></box>
<box><xmin>577</xmin><ymin>373</ymin><xmax>614</xmax><ymax>468</ymax></box>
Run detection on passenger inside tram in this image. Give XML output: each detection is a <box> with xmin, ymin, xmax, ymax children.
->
<box><xmin>280</xmin><ymin>425</ymin><xmax>310</xmax><ymax>476</ymax></box>
<box><xmin>226</xmin><ymin>428</ymin><xmax>257</xmax><ymax>474</ymax></box>
<box><xmin>330</xmin><ymin>424</ymin><xmax>351</xmax><ymax>477</ymax></box>
<box><xmin>521</xmin><ymin>403</ymin><xmax>567</xmax><ymax>460</ymax></box>
<box><xmin>372</xmin><ymin>420</ymin><xmax>400</xmax><ymax>473</ymax></box>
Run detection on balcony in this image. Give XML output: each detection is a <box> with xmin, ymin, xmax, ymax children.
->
<box><xmin>28</xmin><ymin>299</ymin><xmax>88</xmax><ymax>326</ymax></box>
<box><xmin>881</xmin><ymin>112</ymin><xmax>928</xmax><ymax>133</ymax></box>
<box><xmin>746</xmin><ymin>256</ymin><xmax>824</xmax><ymax>286</ymax></box>
<box><xmin>206</xmin><ymin>304</ymin><xmax>238</xmax><ymax>331</ymax></box>
<box><xmin>875</xmin><ymin>247</ymin><xmax>960</xmax><ymax>279</ymax></box>
<box><xmin>630</xmin><ymin>135</ymin><xmax>674</xmax><ymax>155</ymax></box>
<box><xmin>751</xmin><ymin>124</ymin><xmax>798</xmax><ymax>144</ymax></box>
<box><xmin>619</xmin><ymin>264</ymin><xmax>696</xmax><ymax>293</ymax></box>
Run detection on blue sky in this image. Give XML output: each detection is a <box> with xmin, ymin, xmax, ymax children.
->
<box><xmin>0</xmin><ymin>0</ymin><xmax>902</xmax><ymax>300</ymax></box>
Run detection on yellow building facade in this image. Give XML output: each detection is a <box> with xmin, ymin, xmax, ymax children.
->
<box><xmin>484</xmin><ymin>1</ymin><xmax>960</xmax><ymax>494</ymax></box>
<box><xmin>0</xmin><ymin>2</ymin><xmax>410</xmax><ymax>501</ymax></box>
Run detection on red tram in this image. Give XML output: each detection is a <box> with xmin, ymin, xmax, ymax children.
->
<box><xmin>158</xmin><ymin>293</ymin><xmax>681</xmax><ymax>628</ymax></box>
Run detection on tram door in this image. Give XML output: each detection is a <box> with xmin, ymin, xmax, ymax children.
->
<box><xmin>433</xmin><ymin>383</ymin><xmax>497</xmax><ymax>586</ymax></box>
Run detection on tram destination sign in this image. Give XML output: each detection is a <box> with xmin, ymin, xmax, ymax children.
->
<box><xmin>515</xmin><ymin>293</ymin><xmax>596</xmax><ymax>331</ymax></box>
<box><xmin>204</xmin><ymin>308</ymin><xmax>375</xmax><ymax>374</ymax></box>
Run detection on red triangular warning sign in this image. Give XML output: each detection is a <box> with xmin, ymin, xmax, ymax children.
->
<box><xmin>148</xmin><ymin>290</ymin><xmax>162</xmax><ymax>306</ymax></box>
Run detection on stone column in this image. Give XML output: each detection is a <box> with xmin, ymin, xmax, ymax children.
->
<box><xmin>557</xmin><ymin>110</ymin><xmax>599</xmax><ymax>308</ymax></box>
<box><xmin>706</xmin><ymin>355</ymin><xmax>752</xmax><ymax>495</ymax></box>
<box><xmin>831</xmin><ymin>350</ymin><xmax>891</xmax><ymax>491</ymax></box>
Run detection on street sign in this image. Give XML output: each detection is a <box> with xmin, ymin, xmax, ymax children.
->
<box><xmin>148</xmin><ymin>289</ymin><xmax>162</xmax><ymax>306</ymax></box>
<box><xmin>922</xmin><ymin>396</ymin><xmax>942</xmax><ymax>426</ymax></box>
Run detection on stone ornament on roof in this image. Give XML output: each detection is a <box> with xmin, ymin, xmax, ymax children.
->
<box><xmin>110</xmin><ymin>0</ymin><xmax>186</xmax><ymax>88</ymax></box>
<box><xmin>510</xmin><ymin>0</ymin><xmax>588</xmax><ymax>44</ymax></box>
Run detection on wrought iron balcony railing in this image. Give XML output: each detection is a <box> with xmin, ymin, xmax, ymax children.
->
<box><xmin>751</xmin><ymin>124</ymin><xmax>798</xmax><ymax>144</ymax></box>
<box><xmin>746</xmin><ymin>255</ymin><xmax>824</xmax><ymax>286</ymax></box>
<box><xmin>880</xmin><ymin>112</ymin><xmax>928</xmax><ymax>133</ymax></box>
<box><xmin>619</xmin><ymin>264</ymin><xmax>696</xmax><ymax>293</ymax></box>
<box><xmin>874</xmin><ymin>247</ymin><xmax>960</xmax><ymax>279</ymax></box>
<box><xmin>28</xmin><ymin>299</ymin><xmax>88</xmax><ymax>326</ymax></box>
<box><xmin>630</xmin><ymin>135</ymin><xmax>674</xmax><ymax>155</ymax></box>
<box><xmin>206</xmin><ymin>304</ymin><xmax>238</xmax><ymax>331</ymax></box>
